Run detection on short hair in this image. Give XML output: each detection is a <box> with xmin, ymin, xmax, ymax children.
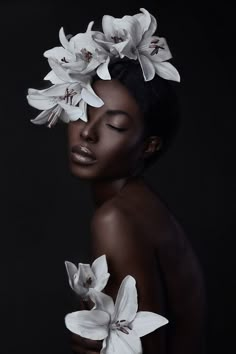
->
<box><xmin>92</xmin><ymin>59</ymin><xmax>181</xmax><ymax>168</ymax></box>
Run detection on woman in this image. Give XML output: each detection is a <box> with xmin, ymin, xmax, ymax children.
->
<box><xmin>67</xmin><ymin>61</ymin><xmax>206</xmax><ymax>354</ymax></box>
<box><xmin>27</xmin><ymin>8</ymin><xmax>206</xmax><ymax>353</ymax></box>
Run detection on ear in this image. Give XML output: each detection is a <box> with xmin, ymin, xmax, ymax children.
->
<box><xmin>142</xmin><ymin>136</ymin><xmax>162</xmax><ymax>159</ymax></box>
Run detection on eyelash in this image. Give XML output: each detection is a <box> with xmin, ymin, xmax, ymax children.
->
<box><xmin>106</xmin><ymin>124</ymin><xmax>127</xmax><ymax>132</ymax></box>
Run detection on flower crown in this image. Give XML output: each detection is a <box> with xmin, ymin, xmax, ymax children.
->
<box><xmin>27</xmin><ymin>8</ymin><xmax>180</xmax><ymax>128</ymax></box>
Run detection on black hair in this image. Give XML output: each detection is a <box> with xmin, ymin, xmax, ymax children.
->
<box><xmin>92</xmin><ymin>59</ymin><xmax>181</xmax><ymax>168</ymax></box>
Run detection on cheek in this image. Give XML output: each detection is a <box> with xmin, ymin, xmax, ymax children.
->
<box><xmin>98</xmin><ymin>132</ymin><xmax>143</xmax><ymax>169</ymax></box>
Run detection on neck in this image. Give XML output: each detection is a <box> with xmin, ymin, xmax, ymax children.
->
<box><xmin>90</xmin><ymin>175</ymin><xmax>143</xmax><ymax>208</ymax></box>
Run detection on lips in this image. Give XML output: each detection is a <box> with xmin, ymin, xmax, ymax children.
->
<box><xmin>70</xmin><ymin>144</ymin><xmax>97</xmax><ymax>165</ymax></box>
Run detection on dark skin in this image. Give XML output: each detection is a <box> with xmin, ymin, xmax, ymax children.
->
<box><xmin>67</xmin><ymin>79</ymin><xmax>206</xmax><ymax>354</ymax></box>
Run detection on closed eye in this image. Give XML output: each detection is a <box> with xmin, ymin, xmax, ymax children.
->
<box><xmin>106</xmin><ymin>124</ymin><xmax>127</xmax><ymax>132</ymax></box>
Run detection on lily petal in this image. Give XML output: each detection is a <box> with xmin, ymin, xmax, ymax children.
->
<box><xmin>101</xmin><ymin>337</ymin><xmax>108</xmax><ymax>354</ymax></box>
<box><xmin>93</xmin><ymin>36</ymin><xmax>117</xmax><ymax>54</ymax></box>
<box><xmin>113</xmin><ymin>38</ymin><xmax>137</xmax><ymax>60</ymax></box>
<box><xmin>81</xmin><ymin>87</ymin><xmax>104</xmax><ymax>107</ymax></box>
<box><xmin>27</xmin><ymin>94</ymin><xmax>56</xmax><ymax>110</ymax></box>
<box><xmin>60</xmin><ymin>110</ymin><xmax>71</xmax><ymax>123</ymax></box>
<box><xmin>70</xmin><ymin>32</ymin><xmax>98</xmax><ymax>54</ymax></box>
<box><xmin>112</xmin><ymin>275</ymin><xmax>138</xmax><ymax>323</ymax></box>
<box><xmin>96</xmin><ymin>57</ymin><xmax>111</xmax><ymax>80</ymax></box>
<box><xmin>62</xmin><ymin>60</ymin><xmax>87</xmax><ymax>72</ymax></box>
<box><xmin>77</xmin><ymin>263</ymin><xmax>96</xmax><ymax>287</ymax></box>
<box><xmin>139</xmin><ymin>37</ymin><xmax>172</xmax><ymax>62</ymax></box>
<box><xmin>102</xmin><ymin>15</ymin><xmax>117</xmax><ymax>41</ymax></box>
<box><xmin>140</xmin><ymin>8</ymin><xmax>157</xmax><ymax>38</ymax></box>
<box><xmin>89</xmin><ymin>289</ymin><xmax>115</xmax><ymax>315</ymax></box>
<box><xmin>91</xmin><ymin>255</ymin><xmax>108</xmax><ymax>279</ymax></box>
<box><xmin>64</xmin><ymin>261</ymin><xmax>77</xmax><ymax>289</ymax></box>
<box><xmin>153</xmin><ymin>61</ymin><xmax>180</xmax><ymax>82</ymax></box>
<box><xmin>65</xmin><ymin>310</ymin><xmax>110</xmax><ymax>340</ymax></box>
<box><xmin>30</xmin><ymin>109</ymin><xmax>51</xmax><ymax>125</ymax></box>
<box><xmin>117</xmin><ymin>330</ymin><xmax>143</xmax><ymax>353</ymax></box>
<box><xmin>134</xmin><ymin>8</ymin><xmax>152</xmax><ymax>35</ymax></box>
<box><xmin>91</xmin><ymin>255</ymin><xmax>110</xmax><ymax>291</ymax></box>
<box><xmin>48</xmin><ymin>58</ymin><xmax>73</xmax><ymax>83</ymax></box>
<box><xmin>58</xmin><ymin>102</ymin><xmax>82</xmax><ymax>122</ymax></box>
<box><xmin>94</xmin><ymin>273</ymin><xmax>110</xmax><ymax>292</ymax></box>
<box><xmin>77</xmin><ymin>99</ymin><xmax>88</xmax><ymax>122</ymax></box>
<box><xmin>131</xmin><ymin>311</ymin><xmax>169</xmax><ymax>337</ymax></box>
<box><xmin>101</xmin><ymin>330</ymin><xmax>120</xmax><ymax>354</ymax></box>
<box><xmin>105</xmin><ymin>330</ymin><xmax>141</xmax><ymax>354</ymax></box>
<box><xmin>43</xmin><ymin>46</ymin><xmax>76</xmax><ymax>62</ymax></box>
<box><xmin>44</xmin><ymin>70</ymin><xmax>65</xmax><ymax>84</ymax></box>
<box><xmin>115</xmin><ymin>16</ymin><xmax>143</xmax><ymax>47</ymax></box>
<box><xmin>138</xmin><ymin>53</ymin><xmax>155</xmax><ymax>81</ymax></box>
<box><xmin>73</xmin><ymin>93</ymin><xmax>82</xmax><ymax>106</ymax></box>
<box><xmin>59</xmin><ymin>27</ymin><xmax>70</xmax><ymax>50</ymax></box>
<box><xmin>39</xmin><ymin>83</ymin><xmax>71</xmax><ymax>97</ymax></box>
<box><xmin>86</xmin><ymin>21</ymin><xmax>94</xmax><ymax>32</ymax></box>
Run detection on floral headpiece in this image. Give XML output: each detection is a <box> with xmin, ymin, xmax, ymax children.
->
<box><xmin>27</xmin><ymin>8</ymin><xmax>180</xmax><ymax>128</ymax></box>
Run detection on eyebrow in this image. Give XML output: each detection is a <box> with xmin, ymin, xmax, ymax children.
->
<box><xmin>106</xmin><ymin>109</ymin><xmax>133</xmax><ymax>120</ymax></box>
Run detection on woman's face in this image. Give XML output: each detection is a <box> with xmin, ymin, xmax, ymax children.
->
<box><xmin>67</xmin><ymin>79</ymin><xmax>147</xmax><ymax>180</ymax></box>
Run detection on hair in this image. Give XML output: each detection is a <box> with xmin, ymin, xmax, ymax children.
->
<box><xmin>91</xmin><ymin>18</ymin><xmax>181</xmax><ymax>169</ymax></box>
<box><xmin>92</xmin><ymin>59</ymin><xmax>181</xmax><ymax>169</ymax></box>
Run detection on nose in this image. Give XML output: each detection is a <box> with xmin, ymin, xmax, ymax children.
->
<box><xmin>79</xmin><ymin>119</ymin><xmax>98</xmax><ymax>143</ymax></box>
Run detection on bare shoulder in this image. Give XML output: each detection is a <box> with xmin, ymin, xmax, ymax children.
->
<box><xmin>90</xmin><ymin>200</ymin><xmax>165</xmax><ymax>312</ymax></box>
<box><xmin>90</xmin><ymin>199</ymin><xmax>154</xmax><ymax>269</ymax></box>
<box><xmin>91</xmin><ymin>199</ymin><xmax>137</xmax><ymax>242</ymax></box>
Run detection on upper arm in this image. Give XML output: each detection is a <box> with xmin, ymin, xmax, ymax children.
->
<box><xmin>91</xmin><ymin>206</ymin><xmax>165</xmax><ymax>311</ymax></box>
<box><xmin>90</xmin><ymin>206</ymin><xmax>167</xmax><ymax>353</ymax></box>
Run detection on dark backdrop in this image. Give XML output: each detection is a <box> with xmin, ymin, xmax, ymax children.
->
<box><xmin>1</xmin><ymin>0</ymin><xmax>234</xmax><ymax>353</ymax></box>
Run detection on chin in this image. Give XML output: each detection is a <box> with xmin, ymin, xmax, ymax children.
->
<box><xmin>69</xmin><ymin>161</ymin><xmax>132</xmax><ymax>182</ymax></box>
<box><xmin>68</xmin><ymin>162</ymin><xmax>98</xmax><ymax>180</ymax></box>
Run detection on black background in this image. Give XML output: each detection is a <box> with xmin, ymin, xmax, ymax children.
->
<box><xmin>0</xmin><ymin>0</ymin><xmax>235</xmax><ymax>353</ymax></box>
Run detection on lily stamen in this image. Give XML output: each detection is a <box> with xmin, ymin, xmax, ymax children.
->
<box><xmin>63</xmin><ymin>88</ymin><xmax>77</xmax><ymax>105</ymax></box>
<box><xmin>81</xmin><ymin>48</ymin><xmax>93</xmax><ymax>62</ymax></box>
<box><xmin>83</xmin><ymin>276</ymin><xmax>93</xmax><ymax>288</ymax></box>
<box><xmin>61</xmin><ymin>57</ymin><xmax>69</xmax><ymax>63</ymax></box>
<box><xmin>149</xmin><ymin>39</ymin><xmax>165</xmax><ymax>56</ymax></box>
<box><xmin>111</xmin><ymin>36</ymin><xmax>123</xmax><ymax>43</ymax></box>
<box><xmin>47</xmin><ymin>111</ymin><xmax>59</xmax><ymax>128</ymax></box>
<box><xmin>112</xmin><ymin>320</ymin><xmax>130</xmax><ymax>335</ymax></box>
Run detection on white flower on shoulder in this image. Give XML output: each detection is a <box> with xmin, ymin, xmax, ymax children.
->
<box><xmin>134</xmin><ymin>8</ymin><xmax>180</xmax><ymax>82</ymax></box>
<box><xmin>65</xmin><ymin>255</ymin><xmax>110</xmax><ymax>300</ymax></box>
<box><xmin>65</xmin><ymin>275</ymin><xmax>168</xmax><ymax>353</ymax></box>
<box><xmin>44</xmin><ymin>23</ymin><xmax>111</xmax><ymax>80</ymax></box>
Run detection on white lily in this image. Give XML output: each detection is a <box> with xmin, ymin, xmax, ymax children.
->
<box><xmin>65</xmin><ymin>255</ymin><xmax>110</xmax><ymax>300</ymax></box>
<box><xmin>27</xmin><ymin>83</ymin><xmax>82</xmax><ymax>127</ymax></box>
<box><xmin>45</xmin><ymin>57</ymin><xmax>104</xmax><ymax>112</ymax></box>
<box><xmin>94</xmin><ymin>8</ymin><xmax>180</xmax><ymax>82</ymax></box>
<box><xmin>134</xmin><ymin>8</ymin><xmax>180</xmax><ymax>82</ymax></box>
<box><xmin>65</xmin><ymin>275</ymin><xmax>168</xmax><ymax>353</ymax></box>
<box><xmin>28</xmin><ymin>56</ymin><xmax>104</xmax><ymax>126</ymax></box>
<box><xmin>43</xmin><ymin>28</ymin><xmax>87</xmax><ymax>73</ymax></box>
<box><xmin>93</xmin><ymin>13</ymin><xmax>143</xmax><ymax>60</ymax></box>
<box><xmin>44</xmin><ymin>23</ymin><xmax>111</xmax><ymax>81</ymax></box>
<box><xmin>27</xmin><ymin>77</ymin><xmax>103</xmax><ymax>127</ymax></box>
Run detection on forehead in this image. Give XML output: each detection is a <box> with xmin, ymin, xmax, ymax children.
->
<box><xmin>92</xmin><ymin>79</ymin><xmax>143</xmax><ymax>120</ymax></box>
